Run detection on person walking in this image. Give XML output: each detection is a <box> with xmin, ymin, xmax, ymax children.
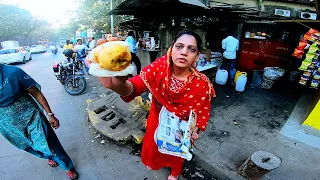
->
<box><xmin>0</xmin><ymin>64</ymin><xmax>78</xmax><ymax>179</ymax></box>
<box><xmin>125</xmin><ymin>31</ymin><xmax>142</xmax><ymax>74</ymax></box>
<box><xmin>97</xmin><ymin>30</ymin><xmax>216</xmax><ymax>180</ymax></box>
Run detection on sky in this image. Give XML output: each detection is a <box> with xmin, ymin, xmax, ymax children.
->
<box><xmin>2</xmin><ymin>0</ymin><xmax>80</xmax><ymax>28</ymax></box>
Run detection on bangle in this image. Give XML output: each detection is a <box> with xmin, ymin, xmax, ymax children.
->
<box><xmin>122</xmin><ymin>82</ymin><xmax>134</xmax><ymax>97</ymax></box>
<box><xmin>47</xmin><ymin>112</ymin><xmax>55</xmax><ymax>116</ymax></box>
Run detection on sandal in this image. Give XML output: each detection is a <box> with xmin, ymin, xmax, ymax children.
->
<box><xmin>67</xmin><ymin>170</ymin><xmax>78</xmax><ymax>180</ymax></box>
<box><xmin>168</xmin><ymin>175</ymin><xmax>179</xmax><ymax>180</ymax></box>
<box><xmin>48</xmin><ymin>160</ymin><xmax>58</xmax><ymax>167</ymax></box>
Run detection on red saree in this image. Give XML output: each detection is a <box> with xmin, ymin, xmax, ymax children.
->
<box><xmin>122</xmin><ymin>50</ymin><xmax>216</xmax><ymax>176</ymax></box>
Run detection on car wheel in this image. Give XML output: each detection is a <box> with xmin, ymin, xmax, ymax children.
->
<box><xmin>22</xmin><ymin>57</ymin><xmax>26</xmax><ymax>64</ymax></box>
<box><xmin>29</xmin><ymin>55</ymin><xmax>32</xmax><ymax>61</ymax></box>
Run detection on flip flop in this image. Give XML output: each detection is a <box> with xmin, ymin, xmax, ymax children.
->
<box><xmin>48</xmin><ymin>160</ymin><xmax>58</xmax><ymax>167</ymax></box>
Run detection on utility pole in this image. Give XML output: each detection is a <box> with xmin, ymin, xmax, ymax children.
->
<box><xmin>110</xmin><ymin>0</ymin><xmax>114</xmax><ymax>34</ymax></box>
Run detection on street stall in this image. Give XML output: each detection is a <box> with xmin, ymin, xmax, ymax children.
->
<box><xmin>109</xmin><ymin>0</ymin><xmax>215</xmax><ymax>74</ymax></box>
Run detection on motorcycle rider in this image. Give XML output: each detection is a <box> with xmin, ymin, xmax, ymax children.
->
<box><xmin>50</xmin><ymin>44</ymin><xmax>58</xmax><ymax>54</ymax></box>
<box><xmin>73</xmin><ymin>39</ymin><xmax>89</xmax><ymax>74</ymax></box>
<box><xmin>63</xmin><ymin>40</ymin><xmax>73</xmax><ymax>50</ymax></box>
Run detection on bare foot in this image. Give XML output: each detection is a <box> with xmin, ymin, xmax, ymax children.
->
<box><xmin>168</xmin><ymin>175</ymin><xmax>179</xmax><ymax>180</ymax></box>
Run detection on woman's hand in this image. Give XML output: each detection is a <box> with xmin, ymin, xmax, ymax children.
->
<box><xmin>85</xmin><ymin>57</ymin><xmax>92</xmax><ymax>68</ymax></box>
<box><xmin>49</xmin><ymin>116</ymin><xmax>60</xmax><ymax>129</ymax></box>
<box><xmin>191</xmin><ymin>127</ymin><xmax>200</xmax><ymax>140</ymax></box>
<box><xmin>98</xmin><ymin>76</ymin><xmax>128</xmax><ymax>90</ymax></box>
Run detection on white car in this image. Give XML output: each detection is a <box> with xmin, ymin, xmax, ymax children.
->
<box><xmin>0</xmin><ymin>47</ymin><xmax>32</xmax><ymax>64</ymax></box>
<box><xmin>30</xmin><ymin>45</ymin><xmax>47</xmax><ymax>54</ymax></box>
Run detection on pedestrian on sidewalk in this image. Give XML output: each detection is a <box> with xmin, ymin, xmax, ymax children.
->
<box><xmin>221</xmin><ymin>30</ymin><xmax>239</xmax><ymax>84</ymax></box>
<box><xmin>0</xmin><ymin>64</ymin><xmax>78</xmax><ymax>180</ymax></box>
<box><xmin>88</xmin><ymin>37</ymin><xmax>97</xmax><ymax>51</ymax></box>
<box><xmin>98</xmin><ymin>30</ymin><xmax>216</xmax><ymax>180</ymax></box>
<box><xmin>125</xmin><ymin>31</ymin><xmax>142</xmax><ymax>74</ymax></box>
<box><xmin>74</xmin><ymin>39</ymin><xmax>89</xmax><ymax>74</ymax></box>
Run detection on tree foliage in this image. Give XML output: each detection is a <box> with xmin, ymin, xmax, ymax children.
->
<box><xmin>76</xmin><ymin>0</ymin><xmax>132</xmax><ymax>34</ymax></box>
<box><xmin>0</xmin><ymin>4</ymin><xmax>46</xmax><ymax>41</ymax></box>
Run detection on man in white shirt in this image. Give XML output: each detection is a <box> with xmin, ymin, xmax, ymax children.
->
<box><xmin>221</xmin><ymin>33</ymin><xmax>239</xmax><ymax>84</ymax></box>
<box><xmin>88</xmin><ymin>37</ymin><xmax>97</xmax><ymax>51</ymax></box>
<box><xmin>74</xmin><ymin>39</ymin><xmax>89</xmax><ymax>73</ymax></box>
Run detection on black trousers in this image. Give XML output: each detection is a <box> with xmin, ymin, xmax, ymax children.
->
<box><xmin>131</xmin><ymin>53</ymin><xmax>141</xmax><ymax>74</ymax></box>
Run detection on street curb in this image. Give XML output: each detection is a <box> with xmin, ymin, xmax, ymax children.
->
<box><xmin>193</xmin><ymin>154</ymin><xmax>246</xmax><ymax>180</ymax></box>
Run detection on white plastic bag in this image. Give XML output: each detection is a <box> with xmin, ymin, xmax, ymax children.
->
<box><xmin>263</xmin><ymin>67</ymin><xmax>285</xmax><ymax>81</ymax></box>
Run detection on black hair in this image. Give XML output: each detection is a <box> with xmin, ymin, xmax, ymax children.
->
<box><xmin>92</xmin><ymin>37</ymin><xmax>94</xmax><ymax>40</ymax></box>
<box><xmin>173</xmin><ymin>30</ymin><xmax>202</xmax><ymax>51</ymax></box>
<box><xmin>66</xmin><ymin>40</ymin><xmax>70</xmax><ymax>44</ymax></box>
<box><xmin>77</xmin><ymin>39</ymin><xmax>82</xmax><ymax>42</ymax></box>
<box><xmin>128</xmin><ymin>31</ymin><xmax>135</xmax><ymax>38</ymax></box>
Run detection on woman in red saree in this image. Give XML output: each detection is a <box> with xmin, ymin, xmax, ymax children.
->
<box><xmin>98</xmin><ymin>30</ymin><xmax>216</xmax><ymax>180</ymax></box>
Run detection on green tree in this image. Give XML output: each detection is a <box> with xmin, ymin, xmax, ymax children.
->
<box><xmin>76</xmin><ymin>0</ymin><xmax>132</xmax><ymax>34</ymax></box>
<box><xmin>0</xmin><ymin>4</ymin><xmax>46</xmax><ymax>41</ymax></box>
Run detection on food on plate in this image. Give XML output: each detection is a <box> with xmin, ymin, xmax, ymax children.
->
<box><xmin>89</xmin><ymin>41</ymin><xmax>132</xmax><ymax>71</ymax></box>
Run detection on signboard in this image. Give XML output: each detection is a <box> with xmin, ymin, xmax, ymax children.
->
<box><xmin>80</xmin><ymin>31</ymin><xmax>87</xmax><ymax>38</ymax></box>
<box><xmin>87</xmin><ymin>29</ymin><xmax>94</xmax><ymax>38</ymax></box>
<box><xmin>238</xmin><ymin>39</ymin><xmax>290</xmax><ymax>71</ymax></box>
<box><xmin>76</xmin><ymin>31</ymin><xmax>81</xmax><ymax>39</ymax></box>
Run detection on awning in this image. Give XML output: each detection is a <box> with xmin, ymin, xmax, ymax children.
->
<box><xmin>179</xmin><ymin>0</ymin><xmax>209</xmax><ymax>9</ymax></box>
<box><xmin>109</xmin><ymin>0</ymin><xmax>209</xmax><ymax>16</ymax></box>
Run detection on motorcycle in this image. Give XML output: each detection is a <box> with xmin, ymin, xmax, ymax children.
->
<box><xmin>50</xmin><ymin>45</ymin><xmax>58</xmax><ymax>54</ymax></box>
<box><xmin>53</xmin><ymin>57</ymin><xmax>87</xmax><ymax>95</ymax></box>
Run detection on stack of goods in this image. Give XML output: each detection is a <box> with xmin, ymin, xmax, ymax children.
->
<box><xmin>292</xmin><ymin>28</ymin><xmax>320</xmax><ymax>89</ymax></box>
<box><xmin>293</xmin><ymin>29</ymin><xmax>320</xmax><ymax>59</ymax></box>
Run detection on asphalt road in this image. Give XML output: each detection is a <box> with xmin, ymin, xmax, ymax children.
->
<box><xmin>0</xmin><ymin>49</ymin><xmax>174</xmax><ymax>180</ymax></box>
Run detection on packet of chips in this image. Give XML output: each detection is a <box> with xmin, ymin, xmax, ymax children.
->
<box><xmin>307</xmin><ymin>64</ymin><xmax>316</xmax><ymax>72</ymax></box>
<box><xmin>304</xmin><ymin>53</ymin><xmax>316</xmax><ymax>63</ymax></box>
<box><xmin>310</xmin><ymin>79</ymin><xmax>319</xmax><ymax>88</ymax></box>
<box><xmin>301</xmin><ymin>71</ymin><xmax>312</xmax><ymax>80</ymax></box>
<box><xmin>293</xmin><ymin>48</ymin><xmax>305</xmax><ymax>58</ymax></box>
<box><xmin>308</xmin><ymin>42</ymin><xmax>319</xmax><ymax>54</ymax></box>
<box><xmin>299</xmin><ymin>79</ymin><xmax>307</xmax><ymax>86</ymax></box>
<box><xmin>298</xmin><ymin>40</ymin><xmax>308</xmax><ymax>49</ymax></box>
<box><xmin>314</xmin><ymin>72</ymin><xmax>320</xmax><ymax>80</ymax></box>
<box><xmin>299</xmin><ymin>61</ymin><xmax>311</xmax><ymax>71</ymax></box>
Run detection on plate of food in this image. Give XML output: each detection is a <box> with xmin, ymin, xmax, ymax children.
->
<box><xmin>88</xmin><ymin>41</ymin><xmax>135</xmax><ymax>77</ymax></box>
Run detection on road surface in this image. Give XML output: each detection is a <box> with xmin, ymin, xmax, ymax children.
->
<box><xmin>0</xmin><ymin>50</ymin><xmax>174</xmax><ymax>180</ymax></box>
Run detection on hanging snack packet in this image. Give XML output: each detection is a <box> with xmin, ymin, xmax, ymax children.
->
<box><xmin>299</xmin><ymin>61</ymin><xmax>311</xmax><ymax>71</ymax></box>
<box><xmin>293</xmin><ymin>48</ymin><xmax>305</xmax><ymax>58</ymax></box>
<box><xmin>298</xmin><ymin>40</ymin><xmax>308</xmax><ymax>49</ymax></box>
<box><xmin>310</xmin><ymin>79</ymin><xmax>319</xmax><ymax>88</ymax></box>
<box><xmin>306</xmin><ymin>28</ymin><xmax>319</xmax><ymax>35</ymax></box>
<box><xmin>299</xmin><ymin>79</ymin><xmax>308</xmax><ymax>86</ymax></box>
<box><xmin>304</xmin><ymin>53</ymin><xmax>316</xmax><ymax>63</ymax></box>
<box><xmin>308</xmin><ymin>42</ymin><xmax>319</xmax><ymax>54</ymax></box>
<box><xmin>314</xmin><ymin>71</ymin><xmax>320</xmax><ymax>80</ymax></box>
<box><xmin>301</xmin><ymin>71</ymin><xmax>312</xmax><ymax>81</ymax></box>
<box><xmin>307</xmin><ymin>64</ymin><xmax>316</xmax><ymax>72</ymax></box>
